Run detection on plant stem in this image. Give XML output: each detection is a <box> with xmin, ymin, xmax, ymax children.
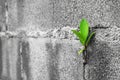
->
<box><xmin>83</xmin><ymin>47</ymin><xmax>87</xmax><ymax>80</ymax></box>
<box><xmin>83</xmin><ymin>47</ymin><xmax>87</xmax><ymax>65</ymax></box>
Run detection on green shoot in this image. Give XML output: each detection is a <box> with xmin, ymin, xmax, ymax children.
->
<box><xmin>72</xmin><ymin>18</ymin><xmax>95</xmax><ymax>55</ymax></box>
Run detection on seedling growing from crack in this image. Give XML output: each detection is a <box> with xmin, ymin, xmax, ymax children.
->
<box><xmin>72</xmin><ymin>19</ymin><xmax>95</xmax><ymax>63</ymax></box>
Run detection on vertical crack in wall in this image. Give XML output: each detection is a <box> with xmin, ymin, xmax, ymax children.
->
<box><xmin>83</xmin><ymin>27</ymin><xmax>109</xmax><ymax>80</ymax></box>
<box><xmin>83</xmin><ymin>62</ymin><xmax>85</xmax><ymax>80</ymax></box>
<box><xmin>83</xmin><ymin>64</ymin><xmax>86</xmax><ymax>80</ymax></box>
<box><xmin>83</xmin><ymin>50</ymin><xmax>88</xmax><ymax>80</ymax></box>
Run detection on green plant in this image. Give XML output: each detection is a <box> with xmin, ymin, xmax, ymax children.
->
<box><xmin>72</xmin><ymin>18</ymin><xmax>95</xmax><ymax>55</ymax></box>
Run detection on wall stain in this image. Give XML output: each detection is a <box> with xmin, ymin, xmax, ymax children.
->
<box><xmin>46</xmin><ymin>42</ymin><xmax>61</xmax><ymax>80</ymax></box>
<box><xmin>21</xmin><ymin>41</ymin><xmax>30</xmax><ymax>80</ymax></box>
<box><xmin>17</xmin><ymin>40</ymin><xmax>30</xmax><ymax>80</ymax></box>
<box><xmin>86</xmin><ymin>38</ymin><xmax>112</xmax><ymax>80</ymax></box>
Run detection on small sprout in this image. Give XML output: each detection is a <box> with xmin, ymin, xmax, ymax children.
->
<box><xmin>72</xmin><ymin>18</ymin><xmax>95</xmax><ymax>55</ymax></box>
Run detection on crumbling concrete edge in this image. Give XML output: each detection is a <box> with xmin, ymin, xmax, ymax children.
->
<box><xmin>0</xmin><ymin>26</ymin><xmax>77</xmax><ymax>39</ymax></box>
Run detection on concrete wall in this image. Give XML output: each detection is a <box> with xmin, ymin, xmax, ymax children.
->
<box><xmin>7</xmin><ymin>0</ymin><xmax>120</xmax><ymax>31</ymax></box>
<box><xmin>85</xmin><ymin>27</ymin><xmax>120</xmax><ymax>80</ymax></box>
<box><xmin>0</xmin><ymin>0</ymin><xmax>120</xmax><ymax>80</ymax></box>
<box><xmin>0</xmin><ymin>0</ymin><xmax>6</xmax><ymax>31</ymax></box>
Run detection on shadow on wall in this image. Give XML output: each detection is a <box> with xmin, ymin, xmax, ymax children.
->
<box><xmin>86</xmin><ymin>36</ymin><xmax>113</xmax><ymax>80</ymax></box>
<box><xmin>21</xmin><ymin>41</ymin><xmax>30</xmax><ymax>80</ymax></box>
<box><xmin>46</xmin><ymin>43</ymin><xmax>61</xmax><ymax>80</ymax></box>
<box><xmin>17</xmin><ymin>40</ymin><xmax>30</xmax><ymax>80</ymax></box>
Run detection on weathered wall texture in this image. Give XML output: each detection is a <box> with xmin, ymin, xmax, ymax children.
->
<box><xmin>7</xmin><ymin>0</ymin><xmax>120</xmax><ymax>31</ymax></box>
<box><xmin>85</xmin><ymin>27</ymin><xmax>120</xmax><ymax>80</ymax></box>
<box><xmin>0</xmin><ymin>0</ymin><xmax>120</xmax><ymax>80</ymax></box>
<box><xmin>0</xmin><ymin>37</ymin><xmax>83</xmax><ymax>80</ymax></box>
<box><xmin>0</xmin><ymin>0</ymin><xmax>6</xmax><ymax>31</ymax></box>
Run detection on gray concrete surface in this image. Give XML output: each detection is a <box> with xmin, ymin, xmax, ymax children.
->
<box><xmin>0</xmin><ymin>38</ymin><xmax>20</xmax><ymax>80</ymax></box>
<box><xmin>0</xmin><ymin>0</ymin><xmax>6</xmax><ymax>31</ymax></box>
<box><xmin>85</xmin><ymin>27</ymin><xmax>120</xmax><ymax>80</ymax></box>
<box><xmin>23</xmin><ymin>38</ymin><xmax>83</xmax><ymax>80</ymax></box>
<box><xmin>8</xmin><ymin>0</ymin><xmax>52</xmax><ymax>31</ymax></box>
<box><xmin>7</xmin><ymin>0</ymin><xmax>120</xmax><ymax>31</ymax></box>
<box><xmin>0</xmin><ymin>36</ymin><xmax>83</xmax><ymax>80</ymax></box>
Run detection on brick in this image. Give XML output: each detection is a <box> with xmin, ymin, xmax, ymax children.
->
<box><xmin>85</xmin><ymin>27</ymin><xmax>120</xmax><ymax>80</ymax></box>
<box><xmin>0</xmin><ymin>37</ymin><xmax>21</xmax><ymax>80</ymax></box>
<box><xmin>23</xmin><ymin>38</ymin><xmax>83</xmax><ymax>80</ymax></box>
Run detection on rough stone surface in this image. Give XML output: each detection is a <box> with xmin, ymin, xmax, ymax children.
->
<box><xmin>85</xmin><ymin>27</ymin><xmax>120</xmax><ymax>80</ymax></box>
<box><xmin>0</xmin><ymin>26</ymin><xmax>78</xmax><ymax>40</ymax></box>
<box><xmin>50</xmin><ymin>0</ymin><xmax>120</xmax><ymax>28</ymax></box>
<box><xmin>8</xmin><ymin>0</ymin><xmax>52</xmax><ymax>31</ymax></box>
<box><xmin>7</xmin><ymin>0</ymin><xmax>120</xmax><ymax>31</ymax></box>
<box><xmin>24</xmin><ymin>38</ymin><xmax>83</xmax><ymax>80</ymax></box>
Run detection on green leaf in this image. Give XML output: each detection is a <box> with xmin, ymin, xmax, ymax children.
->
<box><xmin>72</xmin><ymin>30</ymin><xmax>85</xmax><ymax>45</ymax></box>
<box><xmin>79</xmin><ymin>18</ymin><xmax>89</xmax><ymax>45</ymax></box>
<box><xmin>85</xmin><ymin>32</ymin><xmax>95</xmax><ymax>46</ymax></box>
